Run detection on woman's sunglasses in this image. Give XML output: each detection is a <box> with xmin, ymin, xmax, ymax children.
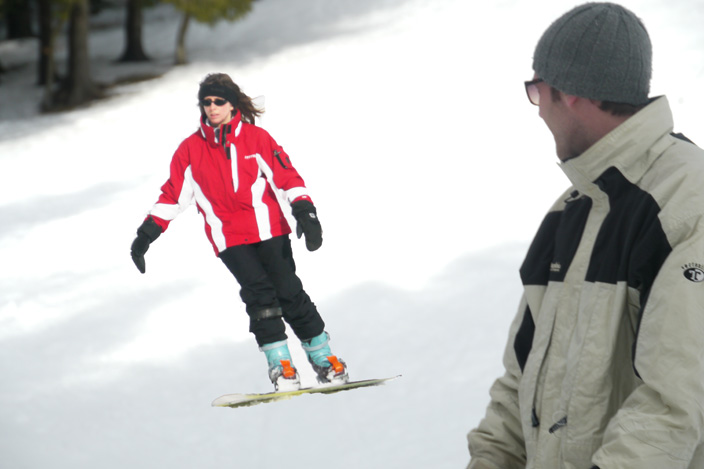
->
<box><xmin>200</xmin><ymin>98</ymin><xmax>228</xmax><ymax>107</ymax></box>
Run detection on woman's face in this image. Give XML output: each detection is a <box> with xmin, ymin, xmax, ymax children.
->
<box><xmin>202</xmin><ymin>96</ymin><xmax>234</xmax><ymax>128</ymax></box>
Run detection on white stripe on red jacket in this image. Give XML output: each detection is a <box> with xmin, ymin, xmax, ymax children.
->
<box><xmin>148</xmin><ymin>111</ymin><xmax>312</xmax><ymax>255</ymax></box>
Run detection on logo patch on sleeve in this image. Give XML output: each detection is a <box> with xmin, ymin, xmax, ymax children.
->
<box><xmin>682</xmin><ymin>263</ymin><xmax>704</xmax><ymax>283</ymax></box>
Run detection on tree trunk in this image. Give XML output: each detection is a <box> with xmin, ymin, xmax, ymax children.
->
<box><xmin>119</xmin><ymin>0</ymin><xmax>150</xmax><ymax>62</ymax></box>
<box><xmin>175</xmin><ymin>12</ymin><xmax>190</xmax><ymax>65</ymax></box>
<box><xmin>4</xmin><ymin>0</ymin><xmax>33</xmax><ymax>38</ymax></box>
<box><xmin>37</xmin><ymin>0</ymin><xmax>53</xmax><ymax>86</ymax></box>
<box><xmin>50</xmin><ymin>0</ymin><xmax>102</xmax><ymax>110</ymax></box>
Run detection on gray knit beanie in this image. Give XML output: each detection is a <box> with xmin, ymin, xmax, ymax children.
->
<box><xmin>533</xmin><ymin>2</ymin><xmax>652</xmax><ymax>105</ymax></box>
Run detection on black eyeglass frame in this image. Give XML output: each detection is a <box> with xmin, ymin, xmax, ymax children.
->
<box><xmin>524</xmin><ymin>78</ymin><xmax>544</xmax><ymax>106</ymax></box>
<box><xmin>200</xmin><ymin>98</ymin><xmax>228</xmax><ymax>107</ymax></box>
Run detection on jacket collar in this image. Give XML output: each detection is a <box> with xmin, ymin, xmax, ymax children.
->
<box><xmin>560</xmin><ymin>96</ymin><xmax>675</xmax><ymax>195</ymax></box>
<box><xmin>199</xmin><ymin>110</ymin><xmax>243</xmax><ymax>146</ymax></box>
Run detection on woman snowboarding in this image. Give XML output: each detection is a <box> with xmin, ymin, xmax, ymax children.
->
<box><xmin>130</xmin><ymin>73</ymin><xmax>348</xmax><ymax>391</ymax></box>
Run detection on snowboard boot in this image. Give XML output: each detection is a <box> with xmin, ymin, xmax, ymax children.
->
<box><xmin>301</xmin><ymin>332</ymin><xmax>348</xmax><ymax>384</ymax></box>
<box><xmin>260</xmin><ymin>340</ymin><xmax>301</xmax><ymax>391</ymax></box>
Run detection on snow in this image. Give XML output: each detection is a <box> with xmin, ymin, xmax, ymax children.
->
<box><xmin>0</xmin><ymin>0</ymin><xmax>702</xmax><ymax>467</ymax></box>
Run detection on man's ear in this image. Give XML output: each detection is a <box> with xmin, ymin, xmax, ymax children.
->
<box><xmin>562</xmin><ymin>94</ymin><xmax>580</xmax><ymax>108</ymax></box>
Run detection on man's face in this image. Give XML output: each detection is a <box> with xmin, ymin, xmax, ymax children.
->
<box><xmin>531</xmin><ymin>77</ymin><xmax>589</xmax><ymax>161</ymax></box>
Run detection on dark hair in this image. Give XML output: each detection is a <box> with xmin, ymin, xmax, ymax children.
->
<box><xmin>198</xmin><ymin>73</ymin><xmax>263</xmax><ymax>124</ymax></box>
<box><xmin>550</xmin><ymin>86</ymin><xmax>645</xmax><ymax>117</ymax></box>
<box><xmin>597</xmin><ymin>100</ymin><xmax>646</xmax><ymax>117</ymax></box>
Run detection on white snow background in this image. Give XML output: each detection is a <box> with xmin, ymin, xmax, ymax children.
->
<box><xmin>1</xmin><ymin>0</ymin><xmax>703</xmax><ymax>467</ymax></box>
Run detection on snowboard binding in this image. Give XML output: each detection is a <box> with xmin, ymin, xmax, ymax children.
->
<box><xmin>261</xmin><ymin>340</ymin><xmax>301</xmax><ymax>391</ymax></box>
<box><xmin>302</xmin><ymin>332</ymin><xmax>349</xmax><ymax>385</ymax></box>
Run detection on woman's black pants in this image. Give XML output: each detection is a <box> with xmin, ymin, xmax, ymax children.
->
<box><xmin>219</xmin><ymin>235</ymin><xmax>325</xmax><ymax>346</ymax></box>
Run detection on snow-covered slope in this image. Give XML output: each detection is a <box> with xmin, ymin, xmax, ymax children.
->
<box><xmin>1</xmin><ymin>0</ymin><xmax>702</xmax><ymax>467</ymax></box>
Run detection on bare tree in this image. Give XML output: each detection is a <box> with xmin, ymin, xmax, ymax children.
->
<box><xmin>119</xmin><ymin>0</ymin><xmax>150</xmax><ymax>62</ymax></box>
<box><xmin>46</xmin><ymin>0</ymin><xmax>102</xmax><ymax>111</ymax></box>
<box><xmin>174</xmin><ymin>9</ymin><xmax>190</xmax><ymax>65</ymax></box>
<box><xmin>162</xmin><ymin>0</ymin><xmax>254</xmax><ymax>65</ymax></box>
<box><xmin>37</xmin><ymin>0</ymin><xmax>53</xmax><ymax>86</ymax></box>
<box><xmin>3</xmin><ymin>0</ymin><xmax>33</xmax><ymax>38</ymax></box>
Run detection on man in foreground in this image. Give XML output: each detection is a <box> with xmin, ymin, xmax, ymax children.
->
<box><xmin>467</xmin><ymin>3</ymin><xmax>704</xmax><ymax>468</ymax></box>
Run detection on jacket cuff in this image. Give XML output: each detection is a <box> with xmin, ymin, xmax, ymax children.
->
<box><xmin>291</xmin><ymin>199</ymin><xmax>316</xmax><ymax>217</ymax></box>
<box><xmin>291</xmin><ymin>195</ymin><xmax>313</xmax><ymax>205</ymax></box>
<box><xmin>138</xmin><ymin>216</ymin><xmax>163</xmax><ymax>242</ymax></box>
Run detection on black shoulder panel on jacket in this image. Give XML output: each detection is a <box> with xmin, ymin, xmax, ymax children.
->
<box><xmin>671</xmin><ymin>132</ymin><xmax>696</xmax><ymax>145</ymax></box>
<box><xmin>586</xmin><ymin>167</ymin><xmax>672</xmax><ymax>294</ymax></box>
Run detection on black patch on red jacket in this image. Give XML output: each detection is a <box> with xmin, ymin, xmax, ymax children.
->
<box><xmin>220</xmin><ymin>124</ymin><xmax>232</xmax><ymax>159</ymax></box>
<box><xmin>274</xmin><ymin>150</ymin><xmax>290</xmax><ymax>169</ymax></box>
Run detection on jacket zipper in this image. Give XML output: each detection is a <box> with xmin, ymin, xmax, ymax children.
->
<box><xmin>549</xmin><ymin>416</ymin><xmax>567</xmax><ymax>434</ymax></box>
<box><xmin>219</xmin><ymin>125</ymin><xmax>231</xmax><ymax>159</ymax></box>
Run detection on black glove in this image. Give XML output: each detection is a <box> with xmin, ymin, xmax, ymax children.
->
<box><xmin>130</xmin><ymin>217</ymin><xmax>162</xmax><ymax>273</ymax></box>
<box><xmin>291</xmin><ymin>199</ymin><xmax>322</xmax><ymax>251</ymax></box>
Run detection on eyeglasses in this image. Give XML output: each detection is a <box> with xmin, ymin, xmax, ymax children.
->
<box><xmin>200</xmin><ymin>98</ymin><xmax>228</xmax><ymax>107</ymax></box>
<box><xmin>524</xmin><ymin>78</ymin><xmax>544</xmax><ymax>106</ymax></box>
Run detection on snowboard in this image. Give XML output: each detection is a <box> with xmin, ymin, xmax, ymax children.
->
<box><xmin>212</xmin><ymin>375</ymin><xmax>401</xmax><ymax>409</ymax></box>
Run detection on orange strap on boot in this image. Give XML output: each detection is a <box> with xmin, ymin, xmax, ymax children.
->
<box><xmin>280</xmin><ymin>360</ymin><xmax>296</xmax><ymax>379</ymax></box>
<box><xmin>326</xmin><ymin>356</ymin><xmax>345</xmax><ymax>374</ymax></box>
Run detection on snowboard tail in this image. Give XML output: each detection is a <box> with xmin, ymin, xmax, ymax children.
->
<box><xmin>212</xmin><ymin>375</ymin><xmax>400</xmax><ymax>408</ymax></box>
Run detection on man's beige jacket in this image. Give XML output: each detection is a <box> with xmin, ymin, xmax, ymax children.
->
<box><xmin>468</xmin><ymin>97</ymin><xmax>704</xmax><ymax>469</ymax></box>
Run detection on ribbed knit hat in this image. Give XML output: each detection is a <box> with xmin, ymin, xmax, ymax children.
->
<box><xmin>533</xmin><ymin>2</ymin><xmax>652</xmax><ymax>105</ymax></box>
